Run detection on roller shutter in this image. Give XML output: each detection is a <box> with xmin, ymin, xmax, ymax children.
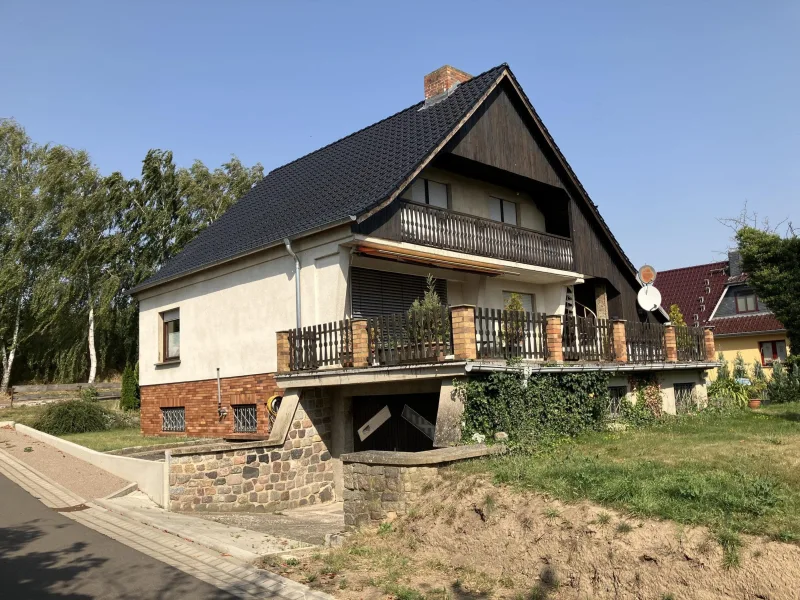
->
<box><xmin>351</xmin><ymin>267</ymin><xmax>448</xmax><ymax>318</ymax></box>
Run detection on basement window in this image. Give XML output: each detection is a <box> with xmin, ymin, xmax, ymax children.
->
<box><xmin>607</xmin><ymin>386</ymin><xmax>627</xmax><ymax>419</ymax></box>
<box><xmin>162</xmin><ymin>407</ymin><xmax>185</xmax><ymax>432</ymax></box>
<box><xmin>234</xmin><ymin>404</ymin><xmax>258</xmax><ymax>433</ymax></box>
<box><xmin>674</xmin><ymin>383</ymin><xmax>696</xmax><ymax>414</ymax></box>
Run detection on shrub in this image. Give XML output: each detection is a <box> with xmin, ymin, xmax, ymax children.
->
<box><xmin>456</xmin><ymin>370</ymin><xmax>608</xmax><ymax>450</ymax></box>
<box><xmin>627</xmin><ymin>374</ymin><xmax>663</xmax><ymax>423</ymax></box>
<box><xmin>120</xmin><ymin>363</ymin><xmax>140</xmax><ymax>411</ymax></box>
<box><xmin>707</xmin><ymin>378</ymin><xmax>748</xmax><ymax>410</ymax></box>
<box><xmin>79</xmin><ymin>385</ymin><xmax>99</xmax><ymax>402</ymax></box>
<box><xmin>33</xmin><ymin>399</ymin><xmax>113</xmax><ymax>435</ymax></box>
<box><xmin>766</xmin><ymin>357</ymin><xmax>800</xmax><ymax>404</ymax></box>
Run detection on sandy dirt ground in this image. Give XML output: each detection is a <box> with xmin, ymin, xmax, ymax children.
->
<box><xmin>0</xmin><ymin>426</ymin><xmax>130</xmax><ymax>500</ymax></box>
<box><xmin>269</xmin><ymin>472</ymin><xmax>800</xmax><ymax>600</ymax></box>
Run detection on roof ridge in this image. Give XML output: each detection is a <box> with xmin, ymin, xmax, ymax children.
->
<box><xmin>659</xmin><ymin>260</ymin><xmax>728</xmax><ymax>274</ymax></box>
<box><xmin>268</xmin><ymin>63</ymin><xmax>508</xmax><ymax>178</ymax></box>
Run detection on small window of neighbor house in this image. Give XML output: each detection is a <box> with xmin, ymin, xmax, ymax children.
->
<box><xmin>161</xmin><ymin>308</ymin><xmax>180</xmax><ymax>361</ymax></box>
<box><xmin>735</xmin><ymin>291</ymin><xmax>758</xmax><ymax>313</ymax></box>
<box><xmin>760</xmin><ymin>340</ymin><xmax>788</xmax><ymax>366</ymax></box>
<box><xmin>162</xmin><ymin>407</ymin><xmax>185</xmax><ymax>432</ymax></box>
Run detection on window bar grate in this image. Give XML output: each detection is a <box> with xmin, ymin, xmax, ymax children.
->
<box><xmin>234</xmin><ymin>404</ymin><xmax>258</xmax><ymax>433</ymax></box>
<box><xmin>162</xmin><ymin>407</ymin><xmax>185</xmax><ymax>432</ymax></box>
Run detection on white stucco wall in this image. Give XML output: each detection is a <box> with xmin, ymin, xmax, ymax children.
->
<box><xmin>400</xmin><ymin>167</ymin><xmax>546</xmax><ymax>232</ymax></box>
<box><xmin>608</xmin><ymin>369</ymin><xmax>710</xmax><ymax>415</ymax></box>
<box><xmin>138</xmin><ymin>228</ymin><xmax>351</xmax><ymax>386</ymax></box>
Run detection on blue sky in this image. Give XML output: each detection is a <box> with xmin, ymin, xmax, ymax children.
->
<box><xmin>2</xmin><ymin>1</ymin><xmax>798</xmax><ymax>270</ymax></box>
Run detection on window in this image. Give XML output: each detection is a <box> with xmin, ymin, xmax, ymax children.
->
<box><xmin>760</xmin><ymin>340</ymin><xmax>788</xmax><ymax>366</ymax></box>
<box><xmin>735</xmin><ymin>291</ymin><xmax>758</xmax><ymax>313</ymax></box>
<box><xmin>350</xmin><ymin>267</ymin><xmax>448</xmax><ymax>318</ymax></box>
<box><xmin>411</xmin><ymin>178</ymin><xmax>448</xmax><ymax>209</ymax></box>
<box><xmin>674</xmin><ymin>383</ymin><xmax>696</xmax><ymax>414</ymax></box>
<box><xmin>234</xmin><ymin>404</ymin><xmax>258</xmax><ymax>433</ymax></box>
<box><xmin>502</xmin><ymin>291</ymin><xmax>535</xmax><ymax>314</ymax></box>
<box><xmin>607</xmin><ymin>386</ymin><xmax>627</xmax><ymax>419</ymax></box>
<box><xmin>488</xmin><ymin>197</ymin><xmax>517</xmax><ymax>225</ymax></box>
<box><xmin>162</xmin><ymin>309</ymin><xmax>180</xmax><ymax>361</ymax></box>
<box><xmin>161</xmin><ymin>407</ymin><xmax>185</xmax><ymax>432</ymax></box>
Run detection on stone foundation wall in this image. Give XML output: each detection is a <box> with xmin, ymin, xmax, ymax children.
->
<box><xmin>343</xmin><ymin>462</ymin><xmax>438</xmax><ymax>529</ymax></box>
<box><xmin>168</xmin><ymin>387</ymin><xmax>335</xmax><ymax>512</ymax></box>
<box><xmin>141</xmin><ymin>372</ymin><xmax>282</xmax><ymax>437</ymax></box>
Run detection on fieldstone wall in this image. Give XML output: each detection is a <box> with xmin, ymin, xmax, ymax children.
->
<box><xmin>343</xmin><ymin>462</ymin><xmax>437</xmax><ymax>529</ymax></box>
<box><xmin>168</xmin><ymin>387</ymin><xmax>334</xmax><ymax>512</ymax></box>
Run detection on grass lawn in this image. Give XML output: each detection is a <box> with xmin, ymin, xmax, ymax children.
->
<box><xmin>0</xmin><ymin>401</ymin><xmax>208</xmax><ymax>452</ymax></box>
<box><xmin>461</xmin><ymin>403</ymin><xmax>800</xmax><ymax>544</ymax></box>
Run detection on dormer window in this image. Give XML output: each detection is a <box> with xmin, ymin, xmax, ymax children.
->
<box><xmin>735</xmin><ymin>291</ymin><xmax>757</xmax><ymax>313</ymax></box>
<box><xmin>411</xmin><ymin>178</ymin><xmax>448</xmax><ymax>209</ymax></box>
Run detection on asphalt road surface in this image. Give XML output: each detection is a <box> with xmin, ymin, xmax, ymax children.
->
<box><xmin>0</xmin><ymin>473</ymin><xmax>239</xmax><ymax>600</ymax></box>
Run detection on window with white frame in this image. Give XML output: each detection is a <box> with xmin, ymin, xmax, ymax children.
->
<box><xmin>161</xmin><ymin>308</ymin><xmax>180</xmax><ymax>361</ymax></box>
<box><xmin>488</xmin><ymin>197</ymin><xmax>517</xmax><ymax>225</ymax></box>
<box><xmin>410</xmin><ymin>178</ymin><xmax>448</xmax><ymax>209</ymax></box>
<box><xmin>760</xmin><ymin>340</ymin><xmax>788</xmax><ymax>366</ymax></box>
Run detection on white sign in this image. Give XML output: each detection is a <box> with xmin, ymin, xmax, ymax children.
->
<box><xmin>357</xmin><ymin>406</ymin><xmax>391</xmax><ymax>442</ymax></box>
<box><xmin>401</xmin><ymin>404</ymin><xmax>436</xmax><ymax>441</ymax></box>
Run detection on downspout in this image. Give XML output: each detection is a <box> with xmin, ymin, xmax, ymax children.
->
<box><xmin>284</xmin><ymin>238</ymin><xmax>301</xmax><ymax>329</ymax></box>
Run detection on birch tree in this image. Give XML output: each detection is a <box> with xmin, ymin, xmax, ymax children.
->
<box><xmin>0</xmin><ymin>120</ymin><xmax>45</xmax><ymax>394</ymax></box>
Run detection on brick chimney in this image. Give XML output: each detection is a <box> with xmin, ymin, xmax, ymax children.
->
<box><xmin>424</xmin><ymin>65</ymin><xmax>472</xmax><ymax>99</ymax></box>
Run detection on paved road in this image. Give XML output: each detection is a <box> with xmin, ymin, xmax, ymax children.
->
<box><xmin>0</xmin><ymin>473</ymin><xmax>239</xmax><ymax>600</ymax></box>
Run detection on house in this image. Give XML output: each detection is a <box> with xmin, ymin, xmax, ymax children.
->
<box><xmin>130</xmin><ymin>64</ymin><xmax>717</xmax><ymax>512</ymax></box>
<box><xmin>659</xmin><ymin>251</ymin><xmax>789</xmax><ymax>376</ymax></box>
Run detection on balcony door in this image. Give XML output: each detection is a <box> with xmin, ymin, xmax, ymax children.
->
<box><xmin>350</xmin><ymin>267</ymin><xmax>448</xmax><ymax>318</ymax></box>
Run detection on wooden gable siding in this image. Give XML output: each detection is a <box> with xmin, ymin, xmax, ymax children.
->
<box><xmin>449</xmin><ymin>87</ymin><xmax>564</xmax><ymax>189</ymax></box>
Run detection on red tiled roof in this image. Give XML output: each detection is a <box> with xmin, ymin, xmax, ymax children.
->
<box><xmin>710</xmin><ymin>313</ymin><xmax>786</xmax><ymax>336</ymax></box>
<box><xmin>658</xmin><ymin>260</ymin><xmax>785</xmax><ymax>336</ymax></box>
<box><xmin>658</xmin><ymin>261</ymin><xmax>728</xmax><ymax>327</ymax></box>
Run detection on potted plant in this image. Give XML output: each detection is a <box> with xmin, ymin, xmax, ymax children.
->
<box><xmin>748</xmin><ymin>381</ymin><xmax>765</xmax><ymax>409</ymax></box>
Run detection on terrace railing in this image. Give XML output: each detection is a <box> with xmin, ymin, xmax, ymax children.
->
<box><xmin>562</xmin><ymin>316</ymin><xmax>615</xmax><ymax>362</ymax></box>
<box><xmin>398</xmin><ymin>201</ymin><xmax>575</xmax><ymax>272</ymax></box>
<box><xmin>675</xmin><ymin>326</ymin><xmax>706</xmax><ymax>362</ymax></box>
<box><xmin>288</xmin><ymin>319</ymin><xmax>353</xmax><ymax>371</ymax></box>
<box><xmin>367</xmin><ymin>306</ymin><xmax>452</xmax><ymax>366</ymax></box>
<box><xmin>475</xmin><ymin>308</ymin><xmax>548</xmax><ymax>361</ymax></box>
<box><xmin>625</xmin><ymin>321</ymin><xmax>666</xmax><ymax>363</ymax></box>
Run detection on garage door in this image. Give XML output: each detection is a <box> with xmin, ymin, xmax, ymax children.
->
<box><xmin>352</xmin><ymin>394</ymin><xmax>439</xmax><ymax>452</ymax></box>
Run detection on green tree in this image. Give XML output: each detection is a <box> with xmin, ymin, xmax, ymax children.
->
<box><xmin>735</xmin><ymin>225</ymin><xmax>800</xmax><ymax>348</ymax></box>
<box><xmin>120</xmin><ymin>362</ymin><xmax>140</xmax><ymax>411</ymax></box>
<box><xmin>668</xmin><ymin>304</ymin><xmax>686</xmax><ymax>327</ymax></box>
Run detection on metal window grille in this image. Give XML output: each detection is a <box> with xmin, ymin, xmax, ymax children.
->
<box><xmin>674</xmin><ymin>383</ymin><xmax>697</xmax><ymax>414</ymax></box>
<box><xmin>161</xmin><ymin>407</ymin><xmax>185</xmax><ymax>432</ymax></box>
<box><xmin>234</xmin><ymin>404</ymin><xmax>258</xmax><ymax>433</ymax></box>
<box><xmin>607</xmin><ymin>386</ymin><xmax>628</xmax><ymax>419</ymax></box>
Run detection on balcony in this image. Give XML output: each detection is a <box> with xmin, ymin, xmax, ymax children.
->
<box><xmin>355</xmin><ymin>200</ymin><xmax>575</xmax><ymax>272</ymax></box>
<box><xmin>277</xmin><ymin>309</ymin><xmax>713</xmax><ymax>374</ymax></box>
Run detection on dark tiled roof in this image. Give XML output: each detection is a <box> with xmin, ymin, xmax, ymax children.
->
<box><xmin>658</xmin><ymin>261</ymin><xmax>728</xmax><ymax>326</ymax></box>
<box><xmin>659</xmin><ymin>260</ymin><xmax>786</xmax><ymax>335</ymax></box>
<box><xmin>132</xmin><ymin>64</ymin><xmax>507</xmax><ymax>292</ymax></box>
<box><xmin>711</xmin><ymin>313</ymin><xmax>786</xmax><ymax>336</ymax></box>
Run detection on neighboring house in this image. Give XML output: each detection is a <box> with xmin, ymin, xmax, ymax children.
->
<box><xmin>131</xmin><ymin>64</ymin><xmax>716</xmax><ymax>509</ymax></box>
<box><xmin>659</xmin><ymin>251</ymin><xmax>789</xmax><ymax>376</ymax></box>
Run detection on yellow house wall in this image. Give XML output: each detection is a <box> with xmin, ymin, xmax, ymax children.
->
<box><xmin>711</xmin><ymin>334</ymin><xmax>791</xmax><ymax>380</ymax></box>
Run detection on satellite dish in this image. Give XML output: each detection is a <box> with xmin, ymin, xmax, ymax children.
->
<box><xmin>637</xmin><ymin>285</ymin><xmax>662</xmax><ymax>312</ymax></box>
<box><xmin>637</xmin><ymin>265</ymin><xmax>657</xmax><ymax>286</ymax></box>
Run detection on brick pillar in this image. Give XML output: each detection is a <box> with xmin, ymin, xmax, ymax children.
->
<box><xmin>703</xmin><ymin>326</ymin><xmax>716</xmax><ymax>361</ymax></box>
<box><xmin>351</xmin><ymin>319</ymin><xmax>370</xmax><ymax>368</ymax></box>
<box><xmin>276</xmin><ymin>331</ymin><xmax>291</xmax><ymax>373</ymax></box>
<box><xmin>546</xmin><ymin>315</ymin><xmax>563</xmax><ymax>362</ymax></box>
<box><xmin>664</xmin><ymin>324</ymin><xmax>678</xmax><ymax>363</ymax></box>
<box><xmin>611</xmin><ymin>319</ymin><xmax>627</xmax><ymax>362</ymax></box>
<box><xmin>450</xmin><ymin>305</ymin><xmax>477</xmax><ymax>361</ymax></box>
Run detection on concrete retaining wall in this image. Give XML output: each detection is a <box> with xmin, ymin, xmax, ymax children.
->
<box><xmin>14</xmin><ymin>424</ymin><xmax>166</xmax><ymax>507</ymax></box>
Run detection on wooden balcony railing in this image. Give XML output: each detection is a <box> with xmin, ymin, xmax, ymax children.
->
<box><xmin>475</xmin><ymin>308</ymin><xmax>548</xmax><ymax>360</ymax></box>
<box><xmin>288</xmin><ymin>320</ymin><xmax>353</xmax><ymax>371</ymax></box>
<box><xmin>675</xmin><ymin>326</ymin><xmax>706</xmax><ymax>362</ymax></box>
<box><xmin>625</xmin><ymin>321</ymin><xmax>666</xmax><ymax>363</ymax></box>
<box><xmin>368</xmin><ymin>307</ymin><xmax>452</xmax><ymax>366</ymax></box>
<box><xmin>400</xmin><ymin>202</ymin><xmax>574</xmax><ymax>271</ymax></box>
<box><xmin>562</xmin><ymin>316</ymin><xmax>615</xmax><ymax>362</ymax></box>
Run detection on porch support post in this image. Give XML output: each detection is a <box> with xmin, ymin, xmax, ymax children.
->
<box><xmin>546</xmin><ymin>315</ymin><xmax>564</xmax><ymax>362</ymax></box>
<box><xmin>703</xmin><ymin>326</ymin><xmax>716</xmax><ymax>361</ymax></box>
<box><xmin>611</xmin><ymin>319</ymin><xmax>627</xmax><ymax>362</ymax></box>
<box><xmin>450</xmin><ymin>305</ymin><xmax>477</xmax><ymax>361</ymax></box>
<box><xmin>664</xmin><ymin>324</ymin><xmax>678</xmax><ymax>363</ymax></box>
<box><xmin>276</xmin><ymin>331</ymin><xmax>291</xmax><ymax>373</ymax></box>
<box><xmin>351</xmin><ymin>319</ymin><xmax>370</xmax><ymax>368</ymax></box>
